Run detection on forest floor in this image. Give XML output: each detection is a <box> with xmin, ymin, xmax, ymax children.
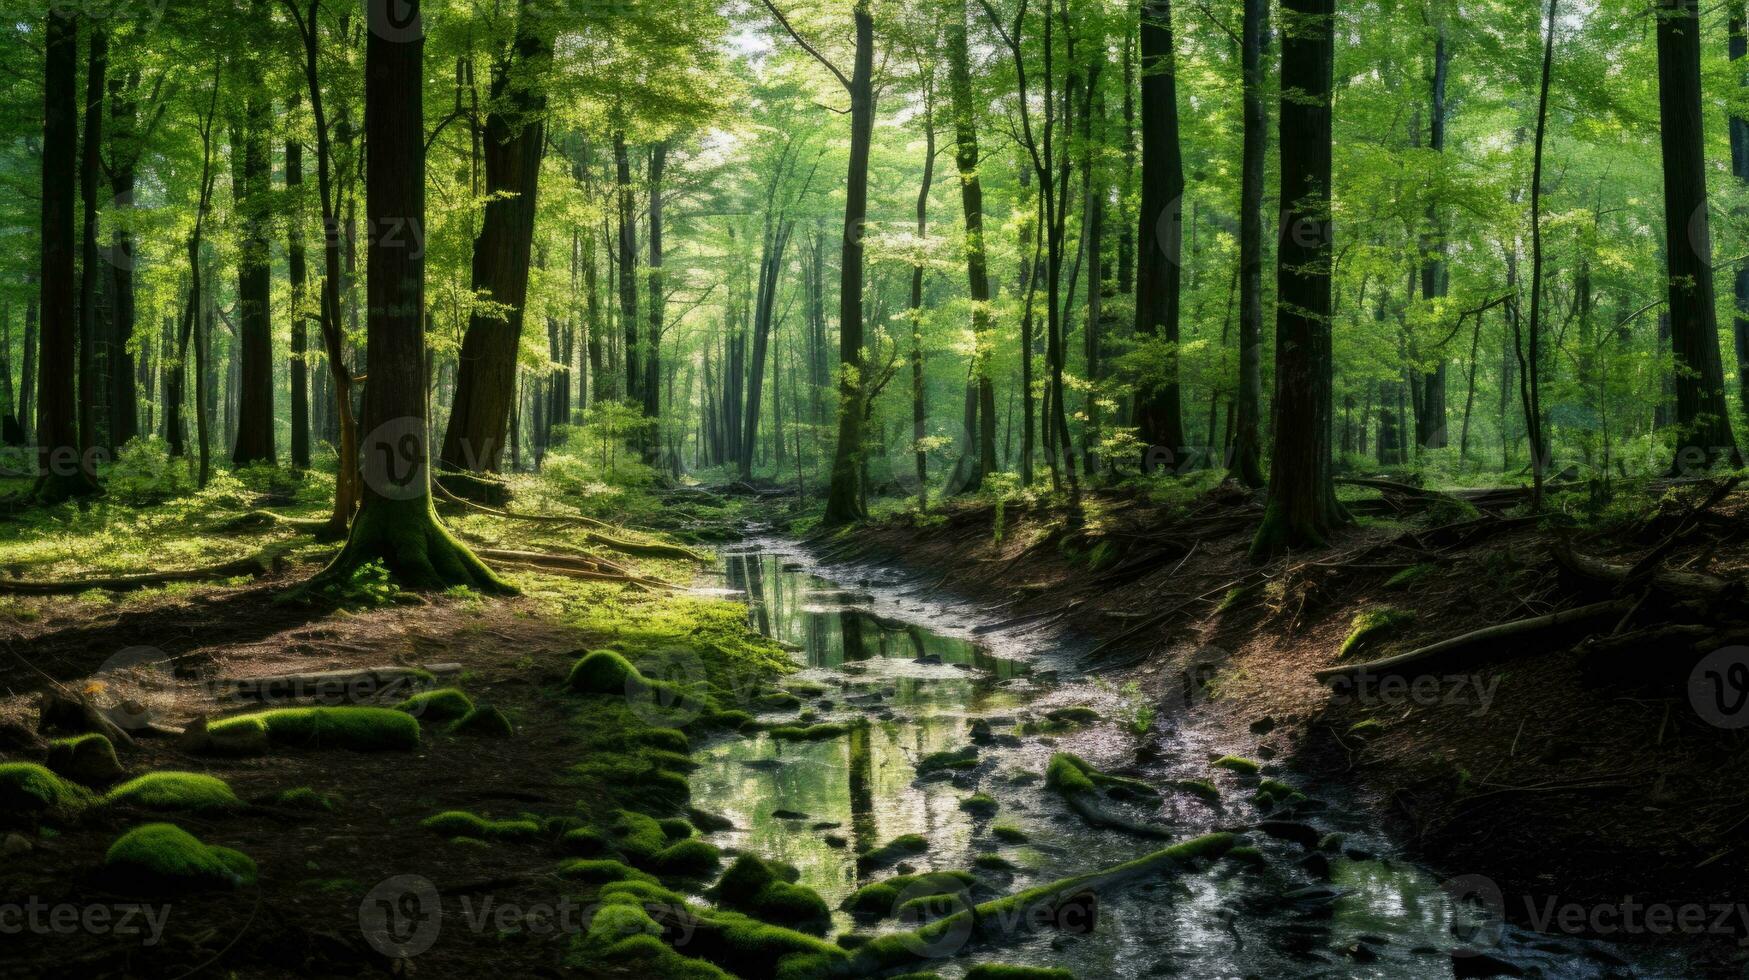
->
<box><xmin>0</xmin><ymin>464</ymin><xmax>799</xmax><ymax>979</ymax></box>
<box><xmin>835</xmin><ymin>475</ymin><xmax>1749</xmax><ymax>970</ymax></box>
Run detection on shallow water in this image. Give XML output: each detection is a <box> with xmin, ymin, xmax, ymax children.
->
<box><xmin>689</xmin><ymin>538</ymin><xmax>1694</xmax><ymax>978</ymax></box>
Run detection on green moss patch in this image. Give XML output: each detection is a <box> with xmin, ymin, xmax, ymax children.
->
<box><xmin>268</xmin><ymin>787</ymin><xmax>336</xmax><ymax>812</ymax></box>
<box><xmin>1339</xmin><ymin>607</ymin><xmax>1417</xmax><ymax>659</ymax></box>
<box><xmin>965</xmin><ymin>966</ymin><xmax>1075</xmax><ymax>980</ymax></box>
<box><xmin>844</xmin><ymin>871</ymin><xmax>975</xmax><ymax>919</ymax></box>
<box><xmin>103</xmin><ymin>772</ymin><xmax>240</xmax><ymax>812</ymax></box>
<box><xmin>855</xmin><ymin>833</ymin><xmax>929</xmax><ymax>871</ymax></box>
<box><xmin>104</xmin><ymin>823</ymin><xmax>256</xmax><ymax>892</ymax></box>
<box><xmin>916</xmin><ymin>745</ymin><xmax>979</xmax><ymax>773</ymax></box>
<box><xmin>767</xmin><ymin>722</ymin><xmax>849</xmax><ymax>741</ymax></box>
<box><xmin>650</xmin><ymin>838</ymin><xmax>721</xmax><ymax>877</ymax></box>
<box><xmin>46</xmin><ymin>733</ymin><xmax>124</xmax><ymax>786</ymax></box>
<box><xmin>0</xmin><ymin>762</ymin><xmax>91</xmax><ymax>820</ymax></box>
<box><xmin>1045</xmin><ymin>753</ymin><xmax>1160</xmax><ymax>798</ymax></box>
<box><xmin>991</xmin><ymin>823</ymin><xmax>1029</xmax><ymax>844</ymax></box>
<box><xmin>707</xmin><ymin>855</ymin><xmax>831</xmax><ymax>935</ymax></box>
<box><xmin>959</xmin><ymin>793</ymin><xmax>999</xmax><ymax>816</ymax></box>
<box><xmin>210</xmin><ymin>707</ymin><xmax>420</xmax><ymax>752</ymax></box>
<box><xmin>1175</xmin><ymin>778</ymin><xmax>1221</xmax><ymax>802</ymax></box>
<box><xmin>566</xmin><ymin>650</ymin><xmax>642</xmax><ymax>695</ymax></box>
<box><xmin>420</xmin><ymin>810</ymin><xmax>540</xmax><ymax>841</ymax></box>
<box><xmin>556</xmin><ymin>858</ymin><xmax>657</xmax><ymax>885</ymax></box>
<box><xmin>1211</xmin><ymin>756</ymin><xmax>1260</xmax><ymax>777</ymax></box>
<box><xmin>394</xmin><ymin>687</ymin><xmax>474</xmax><ymax>722</ymax></box>
<box><xmin>1385</xmin><ymin>563</ymin><xmax>1437</xmax><ymax>590</ymax></box>
<box><xmin>447</xmin><ymin>704</ymin><xmax>515</xmax><ymax>737</ymax></box>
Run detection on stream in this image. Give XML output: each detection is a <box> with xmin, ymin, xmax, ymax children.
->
<box><xmin>689</xmin><ymin>537</ymin><xmax>1693</xmax><ymax>978</ymax></box>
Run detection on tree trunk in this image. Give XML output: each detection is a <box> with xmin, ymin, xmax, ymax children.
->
<box><xmin>1731</xmin><ymin>3</ymin><xmax>1749</xmax><ymax>421</ymax></box>
<box><xmin>646</xmin><ymin>142</ymin><xmax>666</xmax><ymax>459</ymax></box>
<box><xmin>1250</xmin><ymin>0</ymin><xmax>1343</xmax><ymax>559</ymax></box>
<box><xmin>232</xmin><ymin>22</ymin><xmax>275</xmax><ymax>467</ymax></box>
<box><xmin>288</xmin><ymin>106</ymin><xmax>311</xmax><ymax>469</ymax></box>
<box><xmin>947</xmin><ymin>0</ymin><xmax>997</xmax><ymax>493</ymax></box>
<box><xmin>909</xmin><ymin>97</ymin><xmax>935</xmax><ymax>507</ymax></box>
<box><xmin>320</xmin><ymin>0</ymin><xmax>508</xmax><ymax>594</ymax></box>
<box><xmin>1417</xmin><ymin>24</ymin><xmax>1450</xmax><ymax>450</ymax></box>
<box><xmin>36</xmin><ymin>9</ymin><xmax>95</xmax><ymax>502</ymax></box>
<box><xmin>821</xmin><ymin>1</ymin><xmax>875</xmax><ymax>526</ymax></box>
<box><xmin>106</xmin><ymin>70</ymin><xmax>140</xmax><ymax>449</ymax></box>
<box><xmin>78</xmin><ymin>26</ymin><xmax>107</xmax><ymax>461</ymax></box>
<box><xmin>1657</xmin><ymin>0</ymin><xmax>1741</xmax><ymax>472</ymax></box>
<box><xmin>1229</xmin><ymin>0</ymin><xmax>1267</xmax><ymax>487</ymax></box>
<box><xmin>1135</xmin><ymin>0</ymin><xmax>1187</xmax><ymax>467</ymax></box>
<box><xmin>439</xmin><ymin>7</ymin><xmax>550</xmax><ymax>481</ymax></box>
<box><xmin>615</xmin><ymin>132</ymin><xmax>640</xmax><ymax>407</ymax></box>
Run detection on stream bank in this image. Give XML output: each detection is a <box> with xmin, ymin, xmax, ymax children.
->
<box><xmin>790</xmin><ymin>482</ymin><xmax>1749</xmax><ymax>976</ymax></box>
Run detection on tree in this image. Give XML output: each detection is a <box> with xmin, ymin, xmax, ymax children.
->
<box><xmin>1135</xmin><ymin>0</ymin><xmax>1186</xmax><ymax>468</ymax></box>
<box><xmin>1251</xmin><ymin>0</ymin><xmax>1343</xmax><ymax>559</ymax></box>
<box><xmin>760</xmin><ymin>0</ymin><xmax>876</xmax><ymax>526</ymax></box>
<box><xmin>232</xmin><ymin>1</ymin><xmax>276</xmax><ymax>467</ymax></box>
<box><xmin>318</xmin><ymin>0</ymin><xmax>509</xmax><ymax>593</ymax></box>
<box><xmin>288</xmin><ymin>94</ymin><xmax>311</xmax><ymax>469</ymax></box>
<box><xmin>1656</xmin><ymin>0</ymin><xmax>1740</xmax><ymax>473</ymax></box>
<box><xmin>1228</xmin><ymin>0</ymin><xmax>1267</xmax><ymax>488</ymax></box>
<box><xmin>77</xmin><ymin>25</ymin><xmax>107</xmax><ymax>460</ymax></box>
<box><xmin>35</xmin><ymin>8</ymin><xmax>97</xmax><ymax>503</ymax></box>
<box><xmin>439</xmin><ymin>0</ymin><xmax>553</xmax><ymax>487</ymax></box>
<box><xmin>945</xmin><ymin>0</ymin><xmax>998</xmax><ymax>494</ymax></box>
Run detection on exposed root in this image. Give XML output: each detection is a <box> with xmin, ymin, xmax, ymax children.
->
<box><xmin>1316</xmin><ymin>598</ymin><xmax>1634</xmax><ymax>682</ymax></box>
<box><xmin>0</xmin><ymin>546</ymin><xmax>289</xmax><ymax>595</ymax></box>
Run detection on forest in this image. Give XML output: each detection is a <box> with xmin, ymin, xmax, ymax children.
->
<box><xmin>4</xmin><ymin>0</ymin><xmax>1749</xmax><ymax>977</ymax></box>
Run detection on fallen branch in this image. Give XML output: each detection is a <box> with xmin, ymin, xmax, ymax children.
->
<box><xmin>474</xmin><ymin>548</ymin><xmax>675</xmax><ymax>589</ymax></box>
<box><xmin>0</xmin><ymin>547</ymin><xmax>286</xmax><ymax>595</ymax></box>
<box><xmin>1316</xmin><ymin>598</ymin><xmax>1635</xmax><ymax>682</ymax></box>
<box><xmin>1550</xmin><ymin>540</ymin><xmax>1736</xmax><ymax>601</ymax></box>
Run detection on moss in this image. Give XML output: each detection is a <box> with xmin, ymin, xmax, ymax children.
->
<box><xmin>650</xmin><ymin>838</ymin><xmax>721</xmax><ymax>877</ymax></box>
<box><xmin>269</xmin><ymin>787</ymin><xmax>336</xmax><ymax>812</ymax></box>
<box><xmin>556</xmin><ymin>858</ymin><xmax>656</xmax><ymax>884</ymax></box>
<box><xmin>210</xmin><ymin>706</ymin><xmax>420</xmax><ymax>752</ymax></box>
<box><xmin>565</xmin><ymin>649</ymin><xmax>641</xmax><ymax>695</ymax></box>
<box><xmin>705</xmin><ymin>709</ymin><xmax>755</xmax><ymax>729</ymax></box>
<box><xmin>959</xmin><ymin>793</ymin><xmax>999</xmax><ymax>816</ymax></box>
<box><xmin>973</xmin><ymin>853</ymin><xmax>1019</xmax><ymax>872</ymax></box>
<box><xmin>1044</xmin><ymin>706</ymin><xmax>1099</xmax><ymax>724</ymax></box>
<box><xmin>45</xmin><ymin>733</ymin><xmax>124</xmax><ymax>786</ymax></box>
<box><xmin>1347</xmin><ymin>718</ymin><xmax>1385</xmax><ymax>737</ymax></box>
<box><xmin>1385</xmin><ymin>563</ymin><xmax>1437</xmax><ymax>590</ymax></box>
<box><xmin>1175</xmin><ymin>778</ymin><xmax>1221</xmax><ymax>802</ymax></box>
<box><xmin>570</xmin><ymin>757</ymin><xmax>691</xmax><ymax>813</ymax></box>
<box><xmin>782</xmin><ymin>681</ymin><xmax>829</xmax><ymax>698</ymax></box>
<box><xmin>420</xmin><ymin>810</ymin><xmax>540</xmax><ymax>841</ymax></box>
<box><xmin>687</xmin><ymin>807</ymin><xmax>734</xmax><ymax>833</ymax></box>
<box><xmin>1044</xmin><ymin>753</ymin><xmax>1158</xmax><ymax>799</ymax></box>
<box><xmin>1339</xmin><ymin>607</ymin><xmax>1416</xmax><ymax>659</ymax></box>
<box><xmin>964</xmin><ymin>966</ymin><xmax>1075</xmax><ymax>980</ymax></box>
<box><xmin>767</xmin><ymin>722</ymin><xmax>850</xmax><ymax>741</ymax></box>
<box><xmin>609</xmin><ymin>809</ymin><xmax>670</xmax><ymax>863</ymax></box>
<box><xmin>103</xmin><ymin>772</ymin><xmax>240</xmax><ymax>812</ymax></box>
<box><xmin>1253</xmin><ymin>779</ymin><xmax>1306</xmax><ymax>808</ymax></box>
<box><xmin>394</xmin><ymin>687</ymin><xmax>474</xmax><ymax>722</ymax></box>
<box><xmin>561</xmin><ymin>827</ymin><xmax>614</xmax><ymax>856</ymax></box>
<box><xmin>1226</xmin><ymin>845</ymin><xmax>1267</xmax><ymax>866</ymax></box>
<box><xmin>843</xmin><ymin>871</ymin><xmax>975</xmax><ymax>919</ymax></box>
<box><xmin>847</xmin><ymin>833</ymin><xmax>1235</xmax><ymax>976</ymax></box>
<box><xmin>708</xmin><ymin>855</ymin><xmax>832</xmax><ymax>935</ymax></box>
<box><xmin>309</xmin><ymin>493</ymin><xmax>514</xmax><ymax>594</ymax></box>
<box><xmin>658</xmin><ymin>817</ymin><xmax>697</xmax><ymax>840</ymax></box>
<box><xmin>104</xmin><ymin>823</ymin><xmax>256</xmax><ymax>892</ymax></box>
<box><xmin>0</xmin><ymin>762</ymin><xmax>90</xmax><ymax>820</ymax></box>
<box><xmin>1211</xmin><ymin>756</ymin><xmax>1260</xmax><ymax>777</ymax></box>
<box><xmin>190</xmin><ymin>714</ymin><xmax>270</xmax><ymax>756</ymax></box>
<box><xmin>855</xmin><ymin>833</ymin><xmax>929</xmax><ymax>871</ymax></box>
<box><xmin>991</xmin><ymin>823</ymin><xmax>1029</xmax><ymax>844</ymax></box>
<box><xmin>644</xmin><ymin>728</ymin><xmax>691</xmax><ymax>754</ymax></box>
<box><xmin>755</xmin><ymin>691</ymin><xmax>804</xmax><ymax>712</ymax></box>
<box><xmin>915</xmin><ymin>745</ymin><xmax>979</xmax><ymax>773</ymax></box>
<box><xmin>447</xmin><ymin>704</ymin><xmax>515</xmax><ymax>737</ymax></box>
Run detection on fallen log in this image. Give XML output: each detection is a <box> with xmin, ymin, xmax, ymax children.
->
<box><xmin>221</xmin><ymin>666</ymin><xmax>445</xmax><ymax>703</ymax></box>
<box><xmin>1550</xmin><ymin>540</ymin><xmax>1736</xmax><ymax>601</ymax></box>
<box><xmin>1316</xmin><ymin>598</ymin><xmax>1635</xmax><ymax>683</ymax></box>
<box><xmin>0</xmin><ymin>547</ymin><xmax>286</xmax><ymax>595</ymax></box>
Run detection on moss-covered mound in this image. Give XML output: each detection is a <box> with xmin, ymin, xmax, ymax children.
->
<box><xmin>649</xmin><ymin>838</ymin><xmax>721</xmax><ymax>877</ymax></box>
<box><xmin>103</xmin><ymin>772</ymin><xmax>241</xmax><ymax>812</ymax></box>
<box><xmin>557</xmin><ymin>858</ymin><xmax>657</xmax><ymax>884</ymax></box>
<box><xmin>394</xmin><ymin>687</ymin><xmax>475</xmax><ymax>722</ymax></box>
<box><xmin>420</xmin><ymin>810</ymin><xmax>540</xmax><ymax>841</ymax></box>
<box><xmin>0</xmin><ymin>762</ymin><xmax>91</xmax><ymax>821</ymax></box>
<box><xmin>767</xmin><ymin>722</ymin><xmax>849</xmax><ymax>741</ymax></box>
<box><xmin>707</xmin><ymin>855</ymin><xmax>832</xmax><ymax>935</ymax></box>
<box><xmin>855</xmin><ymin>833</ymin><xmax>929</xmax><ymax>871</ymax></box>
<box><xmin>268</xmin><ymin>787</ymin><xmax>336</xmax><ymax>812</ymax></box>
<box><xmin>1339</xmin><ymin>607</ymin><xmax>1416</xmax><ymax>658</ymax></box>
<box><xmin>959</xmin><ymin>793</ymin><xmax>999</xmax><ymax>816</ymax></box>
<box><xmin>447</xmin><ymin>704</ymin><xmax>515</xmax><ymax>737</ymax></box>
<box><xmin>209</xmin><ymin>706</ymin><xmax>420</xmax><ymax>752</ymax></box>
<box><xmin>45</xmin><ymin>733</ymin><xmax>124</xmax><ymax>786</ymax></box>
<box><xmin>104</xmin><ymin>823</ymin><xmax>257</xmax><ymax>892</ymax></box>
<box><xmin>1045</xmin><ymin>753</ymin><xmax>1159</xmax><ymax>797</ymax></box>
<box><xmin>1210</xmin><ymin>755</ymin><xmax>1260</xmax><ymax>777</ymax></box>
<box><xmin>844</xmin><ymin>870</ymin><xmax>975</xmax><ymax>919</ymax></box>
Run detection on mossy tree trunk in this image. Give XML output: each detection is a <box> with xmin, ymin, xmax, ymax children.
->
<box><xmin>318</xmin><ymin>0</ymin><xmax>509</xmax><ymax>595</ymax></box>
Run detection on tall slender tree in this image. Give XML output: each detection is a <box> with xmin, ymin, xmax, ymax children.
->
<box><xmin>319</xmin><ymin>0</ymin><xmax>508</xmax><ymax>592</ymax></box>
<box><xmin>1251</xmin><ymin>0</ymin><xmax>1343</xmax><ymax>558</ymax></box>
<box><xmin>1135</xmin><ymin>0</ymin><xmax>1186</xmax><ymax>468</ymax></box>
<box><xmin>1229</xmin><ymin>0</ymin><xmax>1267</xmax><ymax>487</ymax></box>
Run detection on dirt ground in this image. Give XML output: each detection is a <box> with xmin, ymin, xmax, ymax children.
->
<box><xmin>0</xmin><ymin>565</ymin><xmax>646</xmax><ymax>979</ymax></box>
<box><xmin>838</xmin><ymin>479</ymin><xmax>1749</xmax><ymax>973</ymax></box>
